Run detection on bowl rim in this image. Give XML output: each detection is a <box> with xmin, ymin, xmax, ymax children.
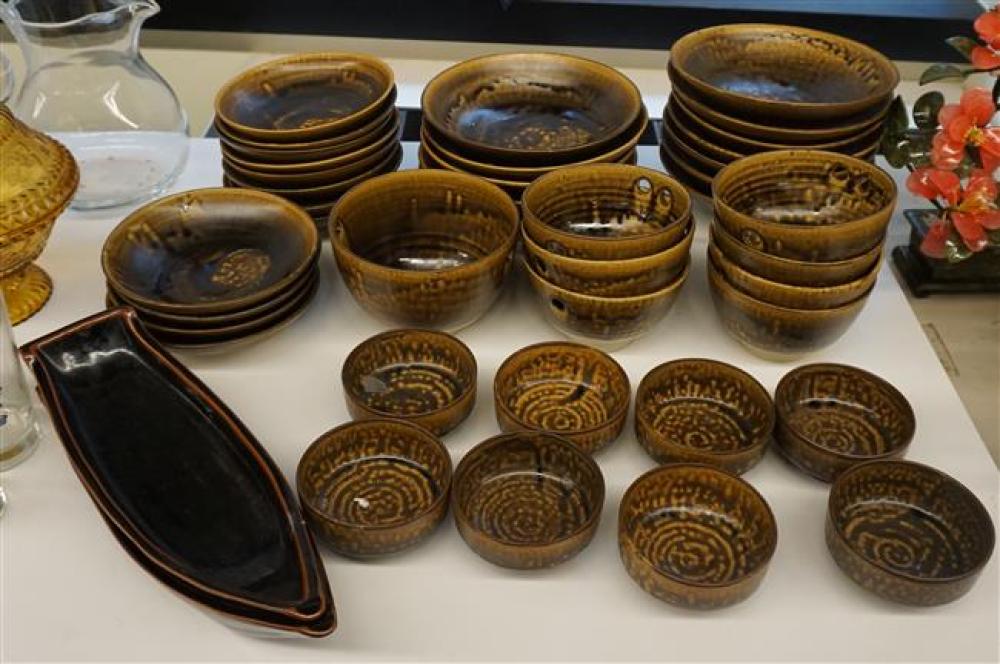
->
<box><xmin>827</xmin><ymin>459</ymin><xmax>996</xmax><ymax>584</ymax></box>
<box><xmin>521</xmin><ymin>219</ymin><xmax>694</xmax><ymax>271</ymax></box>
<box><xmin>493</xmin><ymin>341</ymin><xmax>631</xmax><ymax>439</ymax></box>
<box><xmin>774</xmin><ymin>362</ymin><xmax>915</xmax><ymax>461</ymax></box>
<box><xmin>708</xmin><ymin>221</ymin><xmax>884</xmax><ymax>273</ymax></box>
<box><xmin>619</xmin><ymin>463</ymin><xmax>778</xmax><ymax>588</ymax></box>
<box><xmin>452</xmin><ymin>431</ymin><xmax>606</xmax><ymax>548</ymax></box>
<box><xmin>296</xmin><ymin>418</ymin><xmax>453</xmax><ymax>532</ymax></box>
<box><xmin>341</xmin><ymin>328</ymin><xmax>478</xmax><ymax>422</ymax></box>
<box><xmin>527</xmin><ymin>257</ymin><xmax>691</xmax><ymax>304</ymax></box>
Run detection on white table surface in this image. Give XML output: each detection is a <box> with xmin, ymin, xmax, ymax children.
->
<box><xmin>2</xmin><ymin>138</ymin><xmax>998</xmax><ymax>663</ymax></box>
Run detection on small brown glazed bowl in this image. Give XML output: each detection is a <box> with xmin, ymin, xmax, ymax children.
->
<box><xmin>341</xmin><ymin>329</ymin><xmax>477</xmax><ymax>436</ymax></box>
<box><xmin>522</xmin><ymin>164</ymin><xmax>692</xmax><ymax>260</ymax></box>
<box><xmin>452</xmin><ymin>432</ymin><xmax>605</xmax><ymax>569</ymax></box>
<box><xmin>707</xmin><ymin>254</ymin><xmax>871</xmax><ymax>360</ymax></box>
<box><xmin>297</xmin><ymin>419</ymin><xmax>453</xmax><ymax>558</ymax></box>
<box><xmin>493</xmin><ymin>342</ymin><xmax>631</xmax><ymax>455</ymax></box>
<box><xmin>619</xmin><ymin>464</ymin><xmax>778</xmax><ymax>609</ymax></box>
<box><xmin>773</xmin><ymin>363</ymin><xmax>915</xmax><ymax>481</ymax></box>
<box><xmin>525</xmin><ymin>259</ymin><xmax>689</xmax><ymax>351</ymax></box>
<box><xmin>826</xmin><ymin>460</ymin><xmax>995</xmax><ymax>605</ymax></box>
<box><xmin>713</xmin><ymin>150</ymin><xmax>896</xmax><ymax>262</ymax></box>
<box><xmin>635</xmin><ymin>359</ymin><xmax>774</xmax><ymax>475</ymax></box>
<box><xmin>708</xmin><ymin>241</ymin><xmax>880</xmax><ymax>310</ymax></box>
<box><xmin>329</xmin><ymin>169</ymin><xmax>520</xmax><ymax>331</ymax></box>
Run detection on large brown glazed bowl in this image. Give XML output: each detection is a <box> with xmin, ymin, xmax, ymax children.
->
<box><xmin>659</xmin><ymin>140</ymin><xmax>714</xmax><ymax>197</ymax></box>
<box><xmin>668</xmin><ymin>24</ymin><xmax>898</xmax><ymax>121</ymax></box>
<box><xmin>421</xmin><ymin>52</ymin><xmax>642</xmax><ymax>164</ymax></box>
<box><xmin>342</xmin><ymin>328</ymin><xmax>477</xmax><ymax>436</ymax></box>
<box><xmin>774</xmin><ymin>363</ymin><xmax>915</xmax><ymax>481</ymax></box>
<box><xmin>713</xmin><ymin>150</ymin><xmax>896</xmax><ymax>262</ymax></box>
<box><xmin>297</xmin><ymin>419</ymin><xmax>453</xmax><ymax>558</ymax></box>
<box><xmin>493</xmin><ymin>342</ymin><xmax>631</xmax><ymax>455</ymax></box>
<box><xmin>635</xmin><ymin>359</ymin><xmax>774</xmax><ymax>475</ymax></box>
<box><xmin>827</xmin><ymin>460</ymin><xmax>994</xmax><ymax>605</ymax></box>
<box><xmin>452</xmin><ymin>432</ymin><xmax>605</xmax><ymax>569</ymax></box>
<box><xmin>619</xmin><ymin>464</ymin><xmax>778</xmax><ymax>609</ymax></box>
<box><xmin>329</xmin><ymin>169</ymin><xmax>520</xmax><ymax>331</ymax></box>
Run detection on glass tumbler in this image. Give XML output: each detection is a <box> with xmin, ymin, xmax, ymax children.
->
<box><xmin>0</xmin><ymin>292</ymin><xmax>41</xmax><ymax>470</ymax></box>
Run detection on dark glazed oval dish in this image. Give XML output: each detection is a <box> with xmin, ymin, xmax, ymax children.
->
<box><xmin>20</xmin><ymin>308</ymin><xmax>335</xmax><ymax>637</ymax></box>
<box><xmin>827</xmin><ymin>460</ymin><xmax>994</xmax><ymax>605</ymax></box>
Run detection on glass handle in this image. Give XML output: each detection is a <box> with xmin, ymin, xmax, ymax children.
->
<box><xmin>0</xmin><ymin>49</ymin><xmax>15</xmax><ymax>105</ymax></box>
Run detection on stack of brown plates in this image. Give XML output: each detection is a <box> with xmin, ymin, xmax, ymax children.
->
<box><xmin>214</xmin><ymin>53</ymin><xmax>403</xmax><ymax>229</ymax></box>
<box><xmin>419</xmin><ymin>53</ymin><xmax>648</xmax><ymax>200</ymax></box>
<box><xmin>661</xmin><ymin>24</ymin><xmax>898</xmax><ymax>196</ymax></box>
<box><xmin>101</xmin><ymin>188</ymin><xmax>321</xmax><ymax>349</ymax></box>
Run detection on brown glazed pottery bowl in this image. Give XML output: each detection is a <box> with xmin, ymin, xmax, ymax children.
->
<box><xmin>522</xmin><ymin>220</ymin><xmax>693</xmax><ymax>297</ymax></box>
<box><xmin>452</xmin><ymin>432</ymin><xmax>605</xmax><ymax>569</ymax></box>
<box><xmin>341</xmin><ymin>329</ymin><xmax>477</xmax><ymax>436</ymax></box>
<box><xmin>619</xmin><ymin>464</ymin><xmax>778</xmax><ymax>609</ymax></box>
<box><xmin>215</xmin><ymin>52</ymin><xmax>395</xmax><ymax>141</ymax></box>
<box><xmin>827</xmin><ymin>460</ymin><xmax>995</xmax><ymax>606</ymax></box>
<box><xmin>102</xmin><ymin>188</ymin><xmax>319</xmax><ymax>316</ymax></box>
<box><xmin>668</xmin><ymin>24</ymin><xmax>899</xmax><ymax>121</ymax></box>
<box><xmin>635</xmin><ymin>359</ymin><xmax>774</xmax><ymax>475</ymax></box>
<box><xmin>297</xmin><ymin>419</ymin><xmax>453</xmax><ymax>558</ymax></box>
<box><xmin>329</xmin><ymin>169</ymin><xmax>520</xmax><ymax>331</ymax></box>
<box><xmin>707</xmin><ymin>254</ymin><xmax>871</xmax><ymax>360</ymax></box>
<box><xmin>522</xmin><ymin>164</ymin><xmax>692</xmax><ymax>260</ymax></box>
<box><xmin>526</xmin><ymin>259</ymin><xmax>689</xmax><ymax>351</ymax></box>
<box><xmin>421</xmin><ymin>52</ymin><xmax>642</xmax><ymax>164</ymax></box>
<box><xmin>493</xmin><ymin>342</ymin><xmax>631</xmax><ymax>455</ymax></box>
<box><xmin>712</xmin><ymin>150</ymin><xmax>897</xmax><ymax>262</ymax></box>
<box><xmin>659</xmin><ymin>141</ymin><xmax>714</xmax><ymax>197</ymax></box>
<box><xmin>773</xmin><ymin>363</ymin><xmax>915</xmax><ymax>481</ymax></box>
<box><xmin>708</xmin><ymin>241</ymin><xmax>880</xmax><ymax>310</ymax></box>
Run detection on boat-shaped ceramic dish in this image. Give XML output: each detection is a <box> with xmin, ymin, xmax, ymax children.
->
<box><xmin>21</xmin><ymin>307</ymin><xmax>336</xmax><ymax>637</ymax></box>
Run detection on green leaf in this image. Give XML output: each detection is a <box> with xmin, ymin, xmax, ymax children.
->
<box><xmin>880</xmin><ymin>137</ymin><xmax>910</xmax><ymax>168</ymax></box>
<box><xmin>904</xmin><ymin>131</ymin><xmax>934</xmax><ymax>168</ymax></box>
<box><xmin>885</xmin><ymin>95</ymin><xmax>909</xmax><ymax>135</ymax></box>
<box><xmin>912</xmin><ymin>91</ymin><xmax>945</xmax><ymax>130</ymax></box>
<box><xmin>944</xmin><ymin>232</ymin><xmax>972</xmax><ymax>263</ymax></box>
<box><xmin>920</xmin><ymin>63</ymin><xmax>968</xmax><ymax>85</ymax></box>
<box><xmin>945</xmin><ymin>36</ymin><xmax>979</xmax><ymax>61</ymax></box>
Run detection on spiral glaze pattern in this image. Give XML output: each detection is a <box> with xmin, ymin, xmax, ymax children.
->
<box><xmin>784</xmin><ymin>402</ymin><xmax>886</xmax><ymax>455</ymax></box>
<box><xmin>315</xmin><ymin>456</ymin><xmax>440</xmax><ymax>527</ymax></box>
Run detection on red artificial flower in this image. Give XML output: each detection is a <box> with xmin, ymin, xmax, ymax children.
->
<box><xmin>920</xmin><ymin>217</ymin><xmax>950</xmax><ymax>259</ymax></box>
<box><xmin>935</xmin><ymin>88</ymin><xmax>1000</xmax><ymax>172</ymax></box>
<box><xmin>907</xmin><ymin>168</ymin><xmax>961</xmax><ymax>205</ymax></box>
<box><xmin>911</xmin><ymin>169</ymin><xmax>1000</xmax><ymax>254</ymax></box>
<box><xmin>973</xmin><ymin>9</ymin><xmax>1000</xmax><ymax>69</ymax></box>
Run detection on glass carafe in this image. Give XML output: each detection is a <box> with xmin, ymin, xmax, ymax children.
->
<box><xmin>0</xmin><ymin>0</ymin><xmax>189</xmax><ymax>209</ymax></box>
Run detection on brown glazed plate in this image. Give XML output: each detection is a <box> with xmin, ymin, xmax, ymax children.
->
<box><xmin>20</xmin><ymin>308</ymin><xmax>335</xmax><ymax>636</ymax></box>
<box><xmin>658</xmin><ymin>141</ymin><xmax>713</xmax><ymax>197</ymax></box>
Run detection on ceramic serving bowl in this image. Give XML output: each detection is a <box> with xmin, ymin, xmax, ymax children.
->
<box><xmin>827</xmin><ymin>460</ymin><xmax>994</xmax><ymax>605</ymax></box>
<box><xmin>493</xmin><ymin>342</ymin><xmax>630</xmax><ymax>455</ymax></box>
<box><xmin>707</xmin><ymin>253</ymin><xmax>870</xmax><ymax>360</ymax></box>
<box><xmin>329</xmin><ymin>169</ymin><xmax>520</xmax><ymax>330</ymax></box>
<box><xmin>773</xmin><ymin>363</ymin><xmax>914</xmax><ymax>481</ymax></box>
<box><xmin>102</xmin><ymin>188</ymin><xmax>319</xmax><ymax>316</ymax></box>
<box><xmin>668</xmin><ymin>24</ymin><xmax>898</xmax><ymax>121</ymax></box>
<box><xmin>452</xmin><ymin>432</ymin><xmax>605</xmax><ymax>569</ymax></box>
<box><xmin>422</xmin><ymin>52</ymin><xmax>642</xmax><ymax>164</ymax></box>
<box><xmin>215</xmin><ymin>52</ymin><xmax>395</xmax><ymax>142</ymax></box>
<box><xmin>522</xmin><ymin>164</ymin><xmax>692</xmax><ymax>260</ymax></box>
<box><xmin>708</xmin><ymin>241</ymin><xmax>880</xmax><ymax>309</ymax></box>
<box><xmin>661</xmin><ymin>114</ymin><xmax>728</xmax><ymax>176</ymax></box>
<box><xmin>619</xmin><ymin>464</ymin><xmax>778</xmax><ymax>609</ymax></box>
<box><xmin>659</xmin><ymin>141</ymin><xmax>714</xmax><ymax>197</ymax></box>
<box><xmin>297</xmin><ymin>419</ymin><xmax>453</xmax><ymax>558</ymax></box>
<box><xmin>522</xmin><ymin>220</ymin><xmax>693</xmax><ymax>297</ymax></box>
<box><xmin>712</xmin><ymin>150</ymin><xmax>896</xmax><ymax>262</ymax></box>
<box><xmin>635</xmin><ymin>359</ymin><xmax>774</xmax><ymax>475</ymax></box>
<box><xmin>342</xmin><ymin>329</ymin><xmax>477</xmax><ymax>436</ymax></box>
<box><xmin>526</xmin><ymin>259</ymin><xmax>689</xmax><ymax>351</ymax></box>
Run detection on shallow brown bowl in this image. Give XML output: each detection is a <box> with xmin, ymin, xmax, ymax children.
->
<box><xmin>329</xmin><ymin>169</ymin><xmax>520</xmax><ymax>331</ymax></box>
<box><xmin>493</xmin><ymin>341</ymin><xmax>630</xmax><ymax>455</ymax></box>
<box><xmin>659</xmin><ymin>141</ymin><xmax>714</xmax><ymax>197</ymax></box>
<box><xmin>707</xmin><ymin>253</ymin><xmax>871</xmax><ymax>360</ymax></box>
<box><xmin>452</xmin><ymin>432</ymin><xmax>605</xmax><ymax>569</ymax></box>
<box><xmin>342</xmin><ymin>329</ymin><xmax>477</xmax><ymax>436</ymax></box>
<box><xmin>774</xmin><ymin>363</ymin><xmax>914</xmax><ymax>481</ymax></box>
<box><xmin>422</xmin><ymin>52</ymin><xmax>642</xmax><ymax>165</ymax></box>
<box><xmin>827</xmin><ymin>460</ymin><xmax>994</xmax><ymax>605</ymax></box>
<box><xmin>668</xmin><ymin>24</ymin><xmax>898</xmax><ymax>121</ymax></box>
<box><xmin>522</xmin><ymin>164</ymin><xmax>692</xmax><ymax>260</ymax></box>
<box><xmin>526</xmin><ymin>259</ymin><xmax>689</xmax><ymax>351</ymax></box>
<box><xmin>102</xmin><ymin>188</ymin><xmax>319</xmax><ymax>316</ymax></box>
<box><xmin>297</xmin><ymin>419</ymin><xmax>452</xmax><ymax>558</ymax></box>
<box><xmin>215</xmin><ymin>52</ymin><xmax>395</xmax><ymax>142</ymax></box>
<box><xmin>713</xmin><ymin>150</ymin><xmax>896</xmax><ymax>262</ymax></box>
<box><xmin>223</xmin><ymin>137</ymin><xmax>399</xmax><ymax>189</ymax></box>
<box><xmin>619</xmin><ymin>464</ymin><xmax>777</xmax><ymax>609</ymax></box>
<box><xmin>635</xmin><ymin>359</ymin><xmax>774</xmax><ymax>475</ymax></box>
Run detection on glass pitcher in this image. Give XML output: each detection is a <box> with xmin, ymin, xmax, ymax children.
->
<box><xmin>0</xmin><ymin>0</ymin><xmax>189</xmax><ymax>210</ymax></box>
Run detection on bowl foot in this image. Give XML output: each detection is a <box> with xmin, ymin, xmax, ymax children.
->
<box><xmin>1</xmin><ymin>264</ymin><xmax>52</xmax><ymax>325</ymax></box>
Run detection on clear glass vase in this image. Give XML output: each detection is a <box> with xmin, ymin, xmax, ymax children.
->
<box><xmin>0</xmin><ymin>0</ymin><xmax>189</xmax><ymax>210</ymax></box>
